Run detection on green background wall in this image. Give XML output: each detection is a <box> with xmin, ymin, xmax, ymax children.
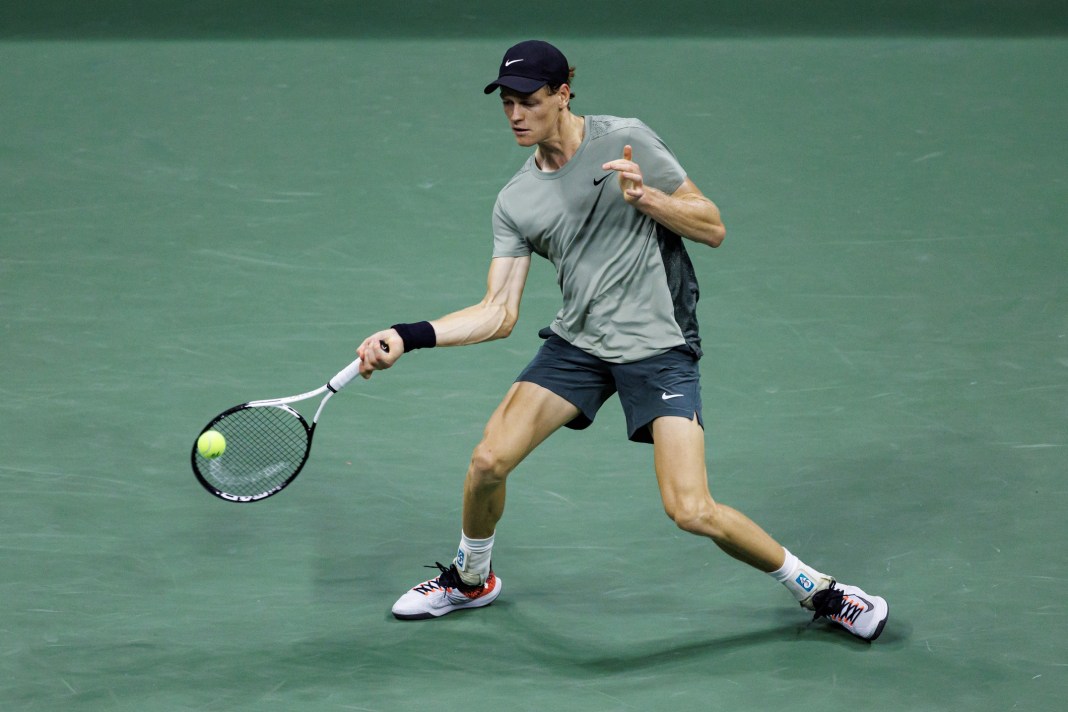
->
<box><xmin>3</xmin><ymin>0</ymin><xmax>1067</xmax><ymax>38</ymax></box>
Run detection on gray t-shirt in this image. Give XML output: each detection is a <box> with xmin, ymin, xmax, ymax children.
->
<box><xmin>492</xmin><ymin>115</ymin><xmax>702</xmax><ymax>363</ymax></box>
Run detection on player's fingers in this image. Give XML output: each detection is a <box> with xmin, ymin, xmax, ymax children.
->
<box><xmin>357</xmin><ymin>334</ymin><xmax>389</xmax><ymax>374</ymax></box>
<box><xmin>601</xmin><ymin>159</ymin><xmax>637</xmax><ymax>172</ymax></box>
<box><xmin>623</xmin><ymin>144</ymin><xmax>633</xmax><ymax>162</ymax></box>
<box><xmin>357</xmin><ymin>338</ymin><xmax>374</xmax><ymax>361</ymax></box>
<box><xmin>358</xmin><ymin>345</ymin><xmax>376</xmax><ymax>378</ymax></box>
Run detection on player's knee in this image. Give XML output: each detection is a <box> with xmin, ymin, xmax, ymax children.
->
<box><xmin>666</xmin><ymin>497</ymin><xmax>723</xmax><ymax>538</ymax></box>
<box><xmin>468</xmin><ymin>442</ymin><xmax>514</xmax><ymax>483</ymax></box>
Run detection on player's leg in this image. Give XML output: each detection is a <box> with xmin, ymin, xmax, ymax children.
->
<box><xmin>393</xmin><ymin>334</ymin><xmax>614</xmax><ymax>621</ymax></box>
<box><xmin>616</xmin><ymin>348</ymin><xmax>889</xmax><ymax>640</ymax></box>
<box><xmin>650</xmin><ymin>415</ymin><xmax>889</xmax><ymax>641</ymax></box>
<box><xmin>462</xmin><ymin>380</ymin><xmax>582</xmax><ymax>539</ymax></box>
<box><xmin>454</xmin><ymin>333</ymin><xmax>614</xmax><ymax>581</ymax></box>
<box><xmin>613</xmin><ymin>349</ymin><xmax>781</xmax><ymax>567</ymax></box>
<box><xmin>651</xmin><ymin>414</ymin><xmax>784</xmax><ymax>571</ymax></box>
<box><xmin>391</xmin><ymin>381</ymin><xmax>580</xmax><ymax>620</ymax></box>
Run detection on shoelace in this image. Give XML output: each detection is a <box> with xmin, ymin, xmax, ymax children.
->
<box><xmin>810</xmin><ymin>580</ymin><xmax>864</xmax><ymax>626</ymax></box>
<box><xmin>413</xmin><ymin>562</ymin><xmax>480</xmax><ymax>595</ymax></box>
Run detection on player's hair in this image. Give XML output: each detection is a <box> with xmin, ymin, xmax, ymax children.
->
<box><xmin>548</xmin><ymin>66</ymin><xmax>577</xmax><ymax>107</ymax></box>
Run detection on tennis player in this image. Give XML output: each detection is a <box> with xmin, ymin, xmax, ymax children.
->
<box><xmin>358</xmin><ymin>40</ymin><xmax>888</xmax><ymax>640</ymax></box>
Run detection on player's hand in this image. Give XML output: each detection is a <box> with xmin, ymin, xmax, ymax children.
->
<box><xmin>357</xmin><ymin>330</ymin><xmax>403</xmax><ymax>378</ymax></box>
<box><xmin>602</xmin><ymin>144</ymin><xmax>645</xmax><ymax>205</ymax></box>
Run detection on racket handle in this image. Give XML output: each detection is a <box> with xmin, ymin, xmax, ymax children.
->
<box><xmin>328</xmin><ymin>357</ymin><xmax>364</xmax><ymax>392</ymax></box>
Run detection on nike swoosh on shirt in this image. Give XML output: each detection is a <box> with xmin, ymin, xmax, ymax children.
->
<box><xmin>505</xmin><ymin>59</ymin><xmax>524</xmax><ymax>66</ymax></box>
<box><xmin>593</xmin><ymin>174</ymin><xmax>612</xmax><ymax>186</ymax></box>
<box><xmin>661</xmin><ymin>393</ymin><xmax>684</xmax><ymax>401</ymax></box>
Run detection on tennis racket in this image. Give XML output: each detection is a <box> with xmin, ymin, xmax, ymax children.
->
<box><xmin>191</xmin><ymin>356</ymin><xmax>367</xmax><ymax>503</ymax></box>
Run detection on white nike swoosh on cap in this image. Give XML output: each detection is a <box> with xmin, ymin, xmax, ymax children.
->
<box><xmin>505</xmin><ymin>59</ymin><xmax>524</xmax><ymax>66</ymax></box>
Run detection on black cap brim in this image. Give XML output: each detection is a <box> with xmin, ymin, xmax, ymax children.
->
<box><xmin>483</xmin><ymin>75</ymin><xmax>549</xmax><ymax>95</ymax></box>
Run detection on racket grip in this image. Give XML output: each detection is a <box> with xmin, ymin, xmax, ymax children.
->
<box><xmin>328</xmin><ymin>357</ymin><xmax>364</xmax><ymax>392</ymax></box>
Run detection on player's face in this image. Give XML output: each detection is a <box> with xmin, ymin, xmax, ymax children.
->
<box><xmin>500</xmin><ymin>86</ymin><xmax>567</xmax><ymax>147</ymax></box>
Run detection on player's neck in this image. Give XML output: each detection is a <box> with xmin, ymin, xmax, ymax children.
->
<box><xmin>534</xmin><ymin>112</ymin><xmax>584</xmax><ymax>173</ymax></box>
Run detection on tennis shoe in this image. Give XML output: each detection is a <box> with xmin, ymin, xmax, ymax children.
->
<box><xmin>391</xmin><ymin>562</ymin><xmax>501</xmax><ymax>620</ymax></box>
<box><xmin>808</xmin><ymin>579</ymin><xmax>889</xmax><ymax>641</ymax></box>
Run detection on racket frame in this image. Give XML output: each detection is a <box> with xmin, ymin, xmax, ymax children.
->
<box><xmin>191</xmin><ymin>357</ymin><xmax>364</xmax><ymax>503</ymax></box>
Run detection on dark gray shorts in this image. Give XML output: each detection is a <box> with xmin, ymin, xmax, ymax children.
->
<box><xmin>516</xmin><ymin>333</ymin><xmax>703</xmax><ymax>444</ymax></box>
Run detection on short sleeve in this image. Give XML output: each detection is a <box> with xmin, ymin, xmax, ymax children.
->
<box><xmin>491</xmin><ymin>196</ymin><xmax>531</xmax><ymax>258</ymax></box>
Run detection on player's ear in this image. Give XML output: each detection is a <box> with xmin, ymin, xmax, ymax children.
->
<box><xmin>557</xmin><ymin>84</ymin><xmax>571</xmax><ymax>109</ymax></box>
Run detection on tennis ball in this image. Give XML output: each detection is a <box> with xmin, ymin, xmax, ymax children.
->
<box><xmin>197</xmin><ymin>430</ymin><xmax>226</xmax><ymax>459</ymax></box>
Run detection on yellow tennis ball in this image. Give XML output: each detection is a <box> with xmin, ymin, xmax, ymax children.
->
<box><xmin>197</xmin><ymin>430</ymin><xmax>226</xmax><ymax>459</ymax></box>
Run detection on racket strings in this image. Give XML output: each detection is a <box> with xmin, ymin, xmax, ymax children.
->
<box><xmin>196</xmin><ymin>405</ymin><xmax>310</xmax><ymax>497</ymax></box>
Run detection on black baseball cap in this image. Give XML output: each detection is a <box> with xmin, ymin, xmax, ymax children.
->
<box><xmin>483</xmin><ymin>40</ymin><xmax>570</xmax><ymax>95</ymax></box>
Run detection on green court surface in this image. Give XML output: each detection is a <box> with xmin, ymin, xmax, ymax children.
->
<box><xmin>2</xmin><ymin>9</ymin><xmax>1066</xmax><ymax>712</ymax></box>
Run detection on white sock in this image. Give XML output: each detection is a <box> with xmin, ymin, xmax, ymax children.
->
<box><xmin>454</xmin><ymin>531</ymin><xmax>494</xmax><ymax>586</ymax></box>
<box><xmin>770</xmin><ymin>548</ymin><xmax>830</xmax><ymax>603</ymax></box>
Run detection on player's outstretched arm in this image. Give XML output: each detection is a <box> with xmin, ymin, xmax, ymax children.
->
<box><xmin>432</xmin><ymin>255</ymin><xmax>531</xmax><ymax>345</ymax></box>
<box><xmin>358</xmin><ymin>255</ymin><xmax>531</xmax><ymax>378</ymax></box>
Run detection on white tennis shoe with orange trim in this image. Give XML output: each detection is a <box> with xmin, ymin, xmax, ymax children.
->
<box><xmin>391</xmin><ymin>563</ymin><xmax>502</xmax><ymax>620</ymax></box>
<box><xmin>806</xmin><ymin>579</ymin><xmax>889</xmax><ymax>641</ymax></box>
